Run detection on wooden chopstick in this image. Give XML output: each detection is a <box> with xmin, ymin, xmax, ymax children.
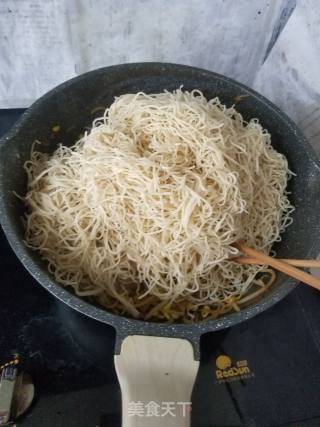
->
<box><xmin>234</xmin><ymin>243</ymin><xmax>320</xmax><ymax>291</ymax></box>
<box><xmin>232</xmin><ymin>256</ymin><xmax>320</xmax><ymax>268</ymax></box>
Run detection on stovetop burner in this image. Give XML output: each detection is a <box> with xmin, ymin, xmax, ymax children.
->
<box><xmin>1</xmin><ymin>110</ymin><xmax>320</xmax><ymax>427</ymax></box>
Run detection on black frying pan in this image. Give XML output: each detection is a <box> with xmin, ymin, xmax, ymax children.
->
<box><xmin>0</xmin><ymin>63</ymin><xmax>320</xmax><ymax>426</ymax></box>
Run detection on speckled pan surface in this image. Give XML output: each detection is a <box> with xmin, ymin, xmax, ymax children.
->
<box><xmin>0</xmin><ymin>63</ymin><xmax>320</xmax><ymax>359</ymax></box>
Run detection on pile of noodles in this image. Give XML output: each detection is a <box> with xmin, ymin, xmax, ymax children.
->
<box><xmin>23</xmin><ymin>89</ymin><xmax>294</xmax><ymax>322</ymax></box>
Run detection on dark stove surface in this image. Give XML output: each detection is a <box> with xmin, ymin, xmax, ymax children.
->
<box><xmin>1</xmin><ymin>110</ymin><xmax>320</xmax><ymax>427</ymax></box>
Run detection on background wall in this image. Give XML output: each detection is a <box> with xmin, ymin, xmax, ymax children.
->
<box><xmin>0</xmin><ymin>0</ymin><xmax>319</xmax><ymax>154</ymax></box>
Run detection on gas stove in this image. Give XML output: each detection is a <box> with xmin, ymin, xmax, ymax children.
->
<box><xmin>1</xmin><ymin>109</ymin><xmax>320</xmax><ymax>427</ymax></box>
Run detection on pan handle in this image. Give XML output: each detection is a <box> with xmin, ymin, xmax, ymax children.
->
<box><xmin>114</xmin><ymin>335</ymin><xmax>199</xmax><ymax>427</ymax></box>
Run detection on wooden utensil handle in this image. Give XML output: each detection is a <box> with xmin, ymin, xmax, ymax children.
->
<box><xmin>235</xmin><ymin>243</ymin><xmax>320</xmax><ymax>290</ymax></box>
<box><xmin>114</xmin><ymin>336</ymin><xmax>199</xmax><ymax>427</ymax></box>
<box><xmin>233</xmin><ymin>256</ymin><xmax>320</xmax><ymax>268</ymax></box>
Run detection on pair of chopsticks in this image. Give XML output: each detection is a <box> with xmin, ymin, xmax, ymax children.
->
<box><xmin>233</xmin><ymin>242</ymin><xmax>320</xmax><ymax>290</ymax></box>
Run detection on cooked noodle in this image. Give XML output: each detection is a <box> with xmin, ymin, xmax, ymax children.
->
<box><xmin>23</xmin><ymin>89</ymin><xmax>294</xmax><ymax>321</ymax></box>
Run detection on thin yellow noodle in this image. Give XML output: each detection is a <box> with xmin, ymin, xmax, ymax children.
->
<box><xmin>22</xmin><ymin>89</ymin><xmax>293</xmax><ymax>322</ymax></box>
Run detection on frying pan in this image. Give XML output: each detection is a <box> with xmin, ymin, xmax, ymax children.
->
<box><xmin>1</xmin><ymin>63</ymin><xmax>320</xmax><ymax>426</ymax></box>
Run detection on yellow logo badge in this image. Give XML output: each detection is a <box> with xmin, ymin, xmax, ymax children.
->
<box><xmin>215</xmin><ymin>355</ymin><xmax>254</xmax><ymax>383</ymax></box>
